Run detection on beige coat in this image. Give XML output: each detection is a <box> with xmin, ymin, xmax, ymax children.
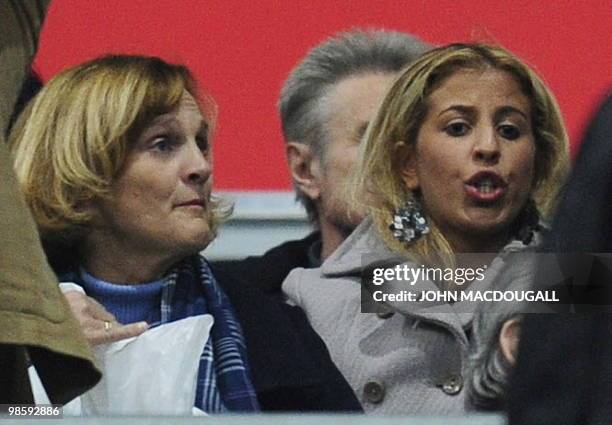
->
<box><xmin>0</xmin><ymin>0</ymin><xmax>99</xmax><ymax>404</ymax></box>
<box><xmin>283</xmin><ymin>217</ymin><xmax>539</xmax><ymax>414</ymax></box>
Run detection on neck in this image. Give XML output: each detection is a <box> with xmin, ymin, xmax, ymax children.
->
<box><xmin>445</xmin><ymin>227</ymin><xmax>511</xmax><ymax>255</ymax></box>
<box><xmin>436</xmin><ymin>228</ymin><xmax>511</xmax><ymax>274</ymax></box>
<box><xmin>318</xmin><ymin>217</ymin><xmax>352</xmax><ymax>261</ymax></box>
<box><xmin>83</xmin><ymin>234</ymin><xmax>181</xmax><ymax>284</ymax></box>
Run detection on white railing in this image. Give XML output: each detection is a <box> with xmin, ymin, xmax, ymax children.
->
<box><xmin>205</xmin><ymin>191</ymin><xmax>311</xmax><ymax>260</ymax></box>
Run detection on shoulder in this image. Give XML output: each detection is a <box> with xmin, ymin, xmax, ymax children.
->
<box><xmin>283</xmin><ymin>266</ymin><xmax>352</xmax><ymax>299</ymax></box>
<box><xmin>282</xmin><ymin>265</ymin><xmax>362</xmax><ymax>337</ymax></box>
<box><xmin>283</xmin><ymin>265</ymin><xmax>317</xmax><ymax>287</ymax></box>
<box><xmin>282</xmin><ymin>266</ymin><xmax>317</xmax><ymax>306</ymax></box>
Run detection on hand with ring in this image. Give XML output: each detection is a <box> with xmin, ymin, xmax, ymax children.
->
<box><xmin>62</xmin><ymin>289</ymin><xmax>149</xmax><ymax>346</ymax></box>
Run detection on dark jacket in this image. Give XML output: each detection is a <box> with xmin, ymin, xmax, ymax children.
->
<box><xmin>508</xmin><ymin>94</ymin><xmax>612</xmax><ymax>425</ymax></box>
<box><xmin>212</xmin><ymin>233</ymin><xmax>362</xmax><ymax>411</ymax></box>
<box><xmin>214</xmin><ymin>232</ymin><xmax>320</xmax><ymax>297</ymax></box>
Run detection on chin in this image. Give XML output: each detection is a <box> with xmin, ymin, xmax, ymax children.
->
<box><xmin>171</xmin><ymin>241</ymin><xmax>210</xmax><ymax>260</ymax></box>
<box><xmin>190</xmin><ymin>233</ymin><xmax>213</xmax><ymax>252</ymax></box>
<box><xmin>171</xmin><ymin>228</ymin><xmax>213</xmax><ymax>255</ymax></box>
<box><xmin>463</xmin><ymin>217</ymin><xmax>516</xmax><ymax>240</ymax></box>
<box><xmin>465</xmin><ymin>205</ymin><xmax>517</xmax><ymax>224</ymax></box>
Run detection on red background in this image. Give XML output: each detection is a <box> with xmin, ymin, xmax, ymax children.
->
<box><xmin>35</xmin><ymin>0</ymin><xmax>611</xmax><ymax>190</ymax></box>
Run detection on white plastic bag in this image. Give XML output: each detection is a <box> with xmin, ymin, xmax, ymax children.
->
<box><xmin>30</xmin><ymin>314</ymin><xmax>213</xmax><ymax>416</ymax></box>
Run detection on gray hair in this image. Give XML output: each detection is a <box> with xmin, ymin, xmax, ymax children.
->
<box><xmin>279</xmin><ymin>28</ymin><xmax>430</xmax><ymax>223</ymax></box>
<box><xmin>468</xmin><ymin>310</ymin><xmax>521</xmax><ymax>411</ymax></box>
<box><xmin>467</xmin><ymin>253</ymin><xmax>540</xmax><ymax>410</ymax></box>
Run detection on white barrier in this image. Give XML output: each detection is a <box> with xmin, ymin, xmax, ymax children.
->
<box><xmin>0</xmin><ymin>413</ymin><xmax>506</xmax><ymax>425</ymax></box>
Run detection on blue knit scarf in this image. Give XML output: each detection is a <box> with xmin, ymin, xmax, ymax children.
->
<box><xmin>64</xmin><ymin>255</ymin><xmax>260</xmax><ymax>413</ymax></box>
<box><xmin>159</xmin><ymin>255</ymin><xmax>260</xmax><ymax>412</ymax></box>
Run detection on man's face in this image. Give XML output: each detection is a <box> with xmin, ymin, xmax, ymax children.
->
<box><xmin>317</xmin><ymin>72</ymin><xmax>396</xmax><ymax>236</ymax></box>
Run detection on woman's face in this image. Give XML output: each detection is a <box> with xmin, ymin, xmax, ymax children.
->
<box><xmin>92</xmin><ymin>91</ymin><xmax>214</xmax><ymax>259</ymax></box>
<box><xmin>402</xmin><ymin>68</ymin><xmax>536</xmax><ymax>251</ymax></box>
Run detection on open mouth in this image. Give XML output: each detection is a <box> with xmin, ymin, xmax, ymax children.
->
<box><xmin>472</xmin><ymin>178</ymin><xmax>498</xmax><ymax>193</ymax></box>
<box><xmin>464</xmin><ymin>172</ymin><xmax>507</xmax><ymax>202</ymax></box>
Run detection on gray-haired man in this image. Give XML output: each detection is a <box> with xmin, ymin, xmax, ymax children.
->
<box><xmin>281</xmin><ymin>29</ymin><xmax>430</xmax><ymax>261</ymax></box>
<box><xmin>212</xmin><ymin>30</ymin><xmax>428</xmax><ymax>409</ymax></box>
<box><xmin>215</xmin><ymin>29</ymin><xmax>429</xmax><ymax>294</ymax></box>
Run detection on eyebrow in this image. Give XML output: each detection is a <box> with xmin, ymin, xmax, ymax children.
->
<box><xmin>437</xmin><ymin>105</ymin><xmax>477</xmax><ymax>118</ymax></box>
<box><xmin>493</xmin><ymin>106</ymin><xmax>529</xmax><ymax>122</ymax></box>
<box><xmin>145</xmin><ymin>116</ymin><xmax>209</xmax><ymax>135</ymax></box>
<box><xmin>437</xmin><ymin>105</ymin><xmax>529</xmax><ymax>121</ymax></box>
<box><xmin>140</xmin><ymin>117</ymin><xmax>177</xmax><ymax>137</ymax></box>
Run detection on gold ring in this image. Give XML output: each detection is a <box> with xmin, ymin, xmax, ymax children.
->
<box><xmin>104</xmin><ymin>320</ymin><xmax>112</xmax><ymax>331</ymax></box>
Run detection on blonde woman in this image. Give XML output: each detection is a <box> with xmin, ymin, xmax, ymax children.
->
<box><xmin>10</xmin><ymin>55</ymin><xmax>360</xmax><ymax>412</ymax></box>
<box><xmin>282</xmin><ymin>43</ymin><xmax>569</xmax><ymax>414</ymax></box>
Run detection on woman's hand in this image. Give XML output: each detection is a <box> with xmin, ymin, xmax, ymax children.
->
<box><xmin>62</xmin><ymin>290</ymin><xmax>149</xmax><ymax>346</ymax></box>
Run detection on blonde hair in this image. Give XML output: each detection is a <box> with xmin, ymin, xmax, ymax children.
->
<box><xmin>353</xmin><ymin>43</ymin><xmax>570</xmax><ymax>264</ymax></box>
<box><xmin>9</xmin><ymin>55</ymin><xmax>227</xmax><ymax>260</ymax></box>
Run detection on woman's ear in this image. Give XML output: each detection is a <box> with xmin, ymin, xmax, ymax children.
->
<box><xmin>499</xmin><ymin>317</ymin><xmax>521</xmax><ymax>365</ymax></box>
<box><xmin>286</xmin><ymin>142</ymin><xmax>322</xmax><ymax>201</ymax></box>
<box><xmin>396</xmin><ymin>141</ymin><xmax>419</xmax><ymax>190</ymax></box>
<box><xmin>74</xmin><ymin>199</ymin><xmax>102</xmax><ymax>226</ymax></box>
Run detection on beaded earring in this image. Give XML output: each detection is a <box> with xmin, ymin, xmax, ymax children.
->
<box><xmin>389</xmin><ymin>197</ymin><xmax>430</xmax><ymax>244</ymax></box>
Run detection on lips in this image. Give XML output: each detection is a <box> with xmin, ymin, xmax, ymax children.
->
<box><xmin>176</xmin><ymin>199</ymin><xmax>206</xmax><ymax>208</ymax></box>
<box><xmin>464</xmin><ymin>171</ymin><xmax>507</xmax><ymax>202</ymax></box>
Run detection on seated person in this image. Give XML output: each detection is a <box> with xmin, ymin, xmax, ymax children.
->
<box><xmin>282</xmin><ymin>43</ymin><xmax>570</xmax><ymax>414</ymax></box>
<box><xmin>9</xmin><ymin>54</ymin><xmax>360</xmax><ymax>412</ymax></box>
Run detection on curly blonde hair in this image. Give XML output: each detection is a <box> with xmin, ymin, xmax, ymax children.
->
<box><xmin>352</xmin><ymin>44</ymin><xmax>570</xmax><ymax>265</ymax></box>
<box><xmin>9</xmin><ymin>55</ymin><xmax>227</xmax><ymax>265</ymax></box>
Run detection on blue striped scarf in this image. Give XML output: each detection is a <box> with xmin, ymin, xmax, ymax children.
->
<box><xmin>160</xmin><ymin>255</ymin><xmax>260</xmax><ymax>412</ymax></box>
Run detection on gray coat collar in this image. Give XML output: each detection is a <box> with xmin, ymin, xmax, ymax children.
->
<box><xmin>321</xmin><ymin>218</ymin><xmax>393</xmax><ymax>276</ymax></box>
<box><xmin>322</xmin><ymin>216</ymin><xmax>543</xmax><ymax>275</ymax></box>
<box><xmin>320</xmin><ymin>216</ymin><xmax>543</xmax><ymax>345</ymax></box>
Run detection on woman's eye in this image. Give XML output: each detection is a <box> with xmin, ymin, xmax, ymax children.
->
<box><xmin>196</xmin><ymin>135</ymin><xmax>209</xmax><ymax>154</ymax></box>
<box><xmin>151</xmin><ymin>137</ymin><xmax>173</xmax><ymax>152</ymax></box>
<box><xmin>498</xmin><ymin>124</ymin><xmax>521</xmax><ymax>140</ymax></box>
<box><xmin>445</xmin><ymin>122</ymin><xmax>470</xmax><ymax>137</ymax></box>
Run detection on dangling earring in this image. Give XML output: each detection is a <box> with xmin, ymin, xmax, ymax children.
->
<box><xmin>389</xmin><ymin>197</ymin><xmax>430</xmax><ymax>244</ymax></box>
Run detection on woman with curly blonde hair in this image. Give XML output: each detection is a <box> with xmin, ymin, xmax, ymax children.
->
<box><xmin>11</xmin><ymin>55</ymin><xmax>360</xmax><ymax>413</ymax></box>
<box><xmin>283</xmin><ymin>43</ymin><xmax>569</xmax><ymax>414</ymax></box>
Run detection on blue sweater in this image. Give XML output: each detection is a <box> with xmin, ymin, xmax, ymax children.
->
<box><xmin>78</xmin><ymin>268</ymin><xmax>163</xmax><ymax>326</ymax></box>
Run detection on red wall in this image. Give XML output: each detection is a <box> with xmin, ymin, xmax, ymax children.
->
<box><xmin>35</xmin><ymin>0</ymin><xmax>611</xmax><ymax>190</ymax></box>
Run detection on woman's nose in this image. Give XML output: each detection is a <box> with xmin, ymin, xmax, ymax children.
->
<box><xmin>472</xmin><ymin>128</ymin><xmax>501</xmax><ymax>164</ymax></box>
<box><xmin>184</xmin><ymin>143</ymin><xmax>212</xmax><ymax>185</ymax></box>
